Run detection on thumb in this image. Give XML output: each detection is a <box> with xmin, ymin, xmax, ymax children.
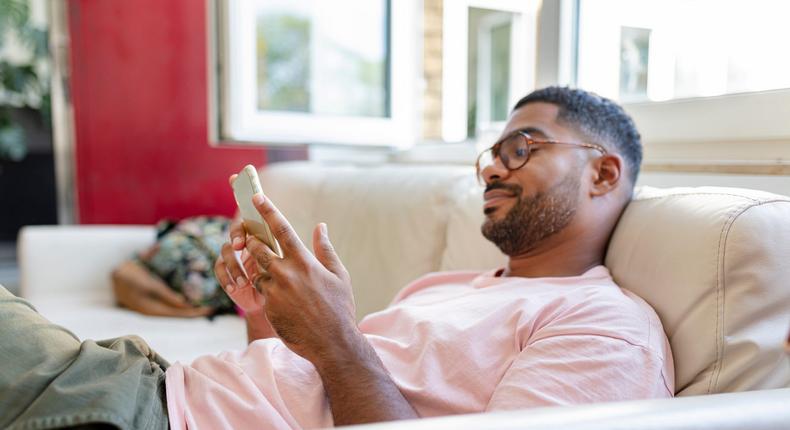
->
<box><xmin>312</xmin><ymin>223</ymin><xmax>349</xmax><ymax>281</ymax></box>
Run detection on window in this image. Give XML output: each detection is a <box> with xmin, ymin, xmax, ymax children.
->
<box><xmin>442</xmin><ymin>0</ymin><xmax>540</xmax><ymax>143</ymax></box>
<box><xmin>576</xmin><ymin>0</ymin><xmax>790</xmax><ymax>150</ymax></box>
<box><xmin>215</xmin><ymin>0</ymin><xmax>419</xmax><ymax>148</ymax></box>
<box><xmin>578</xmin><ymin>0</ymin><xmax>790</xmax><ymax>103</ymax></box>
<box><xmin>471</xmin><ymin>9</ymin><xmax>513</xmax><ymax>135</ymax></box>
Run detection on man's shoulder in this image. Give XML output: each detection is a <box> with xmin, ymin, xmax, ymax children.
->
<box><xmin>537</xmin><ymin>280</ymin><xmax>668</xmax><ymax>354</ymax></box>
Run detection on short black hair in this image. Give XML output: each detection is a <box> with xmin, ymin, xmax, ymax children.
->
<box><xmin>513</xmin><ymin>86</ymin><xmax>642</xmax><ymax>184</ymax></box>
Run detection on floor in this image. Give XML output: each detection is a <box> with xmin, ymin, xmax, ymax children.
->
<box><xmin>0</xmin><ymin>241</ymin><xmax>19</xmax><ymax>295</ymax></box>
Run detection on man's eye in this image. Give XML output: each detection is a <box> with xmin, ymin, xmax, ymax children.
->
<box><xmin>515</xmin><ymin>148</ymin><xmax>527</xmax><ymax>157</ymax></box>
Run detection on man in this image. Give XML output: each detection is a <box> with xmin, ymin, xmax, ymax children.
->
<box><xmin>0</xmin><ymin>87</ymin><xmax>673</xmax><ymax>430</ymax></box>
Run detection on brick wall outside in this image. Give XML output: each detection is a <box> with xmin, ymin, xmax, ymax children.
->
<box><xmin>422</xmin><ymin>0</ymin><xmax>443</xmax><ymax>140</ymax></box>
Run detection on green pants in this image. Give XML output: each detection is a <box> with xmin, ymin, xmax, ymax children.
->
<box><xmin>0</xmin><ymin>286</ymin><xmax>170</xmax><ymax>430</ymax></box>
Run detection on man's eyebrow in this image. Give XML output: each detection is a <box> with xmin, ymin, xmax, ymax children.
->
<box><xmin>515</xmin><ymin>126</ymin><xmax>551</xmax><ymax>138</ymax></box>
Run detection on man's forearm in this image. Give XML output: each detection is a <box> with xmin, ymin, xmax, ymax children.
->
<box><xmin>313</xmin><ymin>327</ymin><xmax>418</xmax><ymax>426</ymax></box>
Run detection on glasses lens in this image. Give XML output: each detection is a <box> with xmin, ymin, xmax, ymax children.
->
<box><xmin>500</xmin><ymin>134</ymin><xmax>529</xmax><ymax>170</ymax></box>
<box><xmin>478</xmin><ymin>148</ymin><xmax>494</xmax><ymax>168</ymax></box>
<box><xmin>476</xmin><ymin>149</ymin><xmax>493</xmax><ymax>183</ymax></box>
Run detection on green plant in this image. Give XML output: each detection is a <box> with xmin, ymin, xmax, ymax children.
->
<box><xmin>0</xmin><ymin>0</ymin><xmax>50</xmax><ymax>162</ymax></box>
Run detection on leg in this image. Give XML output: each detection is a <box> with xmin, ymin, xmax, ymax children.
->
<box><xmin>0</xmin><ymin>286</ymin><xmax>169</xmax><ymax>430</ymax></box>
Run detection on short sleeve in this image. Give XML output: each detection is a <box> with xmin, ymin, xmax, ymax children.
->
<box><xmin>486</xmin><ymin>334</ymin><xmax>672</xmax><ymax>411</ymax></box>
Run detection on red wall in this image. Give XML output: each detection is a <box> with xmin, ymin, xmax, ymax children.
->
<box><xmin>68</xmin><ymin>0</ymin><xmax>266</xmax><ymax>224</ymax></box>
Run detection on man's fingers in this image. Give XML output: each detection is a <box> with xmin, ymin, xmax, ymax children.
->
<box><xmin>220</xmin><ymin>242</ymin><xmax>248</xmax><ymax>289</ymax></box>
<box><xmin>246</xmin><ymin>236</ymin><xmax>280</xmax><ymax>274</ymax></box>
<box><xmin>252</xmin><ymin>272</ymin><xmax>274</xmax><ymax>295</ymax></box>
<box><xmin>229</xmin><ymin>218</ymin><xmax>246</xmax><ymax>251</ymax></box>
<box><xmin>242</xmin><ymin>249</ymin><xmax>261</xmax><ymax>279</ymax></box>
<box><xmin>214</xmin><ymin>255</ymin><xmax>235</xmax><ymax>292</ymax></box>
<box><xmin>228</xmin><ymin>174</ymin><xmax>238</xmax><ymax>186</ymax></box>
<box><xmin>251</xmin><ymin>193</ymin><xmax>306</xmax><ymax>255</ymax></box>
<box><xmin>312</xmin><ymin>223</ymin><xmax>350</xmax><ymax>281</ymax></box>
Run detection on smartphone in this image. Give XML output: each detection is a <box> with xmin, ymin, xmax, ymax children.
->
<box><xmin>231</xmin><ymin>165</ymin><xmax>283</xmax><ymax>258</ymax></box>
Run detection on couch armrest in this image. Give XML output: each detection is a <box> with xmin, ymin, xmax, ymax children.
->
<box><xmin>343</xmin><ymin>388</ymin><xmax>790</xmax><ymax>430</ymax></box>
<box><xmin>18</xmin><ymin>225</ymin><xmax>156</xmax><ymax>300</ymax></box>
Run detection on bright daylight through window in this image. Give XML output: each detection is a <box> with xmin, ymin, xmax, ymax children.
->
<box><xmin>255</xmin><ymin>1</ymin><xmax>388</xmax><ymax>117</ymax></box>
<box><xmin>577</xmin><ymin>0</ymin><xmax>790</xmax><ymax>103</ymax></box>
<box><xmin>219</xmin><ymin>0</ymin><xmax>418</xmax><ymax>147</ymax></box>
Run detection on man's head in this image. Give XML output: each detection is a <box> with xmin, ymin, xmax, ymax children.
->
<box><xmin>478</xmin><ymin>86</ymin><xmax>642</xmax><ymax>258</ymax></box>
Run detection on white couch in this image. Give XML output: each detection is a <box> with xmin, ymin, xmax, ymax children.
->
<box><xmin>15</xmin><ymin>161</ymin><xmax>790</xmax><ymax>429</ymax></box>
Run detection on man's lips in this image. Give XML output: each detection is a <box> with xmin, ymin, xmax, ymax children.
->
<box><xmin>483</xmin><ymin>189</ymin><xmax>516</xmax><ymax>210</ymax></box>
<box><xmin>484</xmin><ymin>189</ymin><xmax>515</xmax><ymax>200</ymax></box>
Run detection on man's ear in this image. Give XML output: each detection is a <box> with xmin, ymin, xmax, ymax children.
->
<box><xmin>589</xmin><ymin>153</ymin><xmax>624</xmax><ymax>197</ymax></box>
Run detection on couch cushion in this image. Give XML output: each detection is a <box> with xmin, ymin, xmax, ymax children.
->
<box><xmin>17</xmin><ymin>226</ymin><xmax>247</xmax><ymax>364</ymax></box>
<box><xmin>19</xmin><ymin>225</ymin><xmax>157</xmax><ymax>299</ymax></box>
<box><xmin>28</xmin><ymin>295</ymin><xmax>246</xmax><ymax>364</ymax></box>
<box><xmin>606</xmin><ymin>186</ymin><xmax>790</xmax><ymax>395</ymax></box>
<box><xmin>259</xmin><ymin>162</ymin><xmax>473</xmax><ymax>319</ymax></box>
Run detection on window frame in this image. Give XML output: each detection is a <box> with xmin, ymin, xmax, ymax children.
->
<box><xmin>625</xmin><ymin>89</ymin><xmax>790</xmax><ymax>175</ymax></box>
<box><xmin>474</xmin><ymin>11</ymin><xmax>513</xmax><ymax>134</ymax></box>
<box><xmin>441</xmin><ymin>0</ymin><xmax>541</xmax><ymax>143</ymax></box>
<box><xmin>212</xmin><ymin>0</ymin><xmax>420</xmax><ymax>149</ymax></box>
<box><xmin>625</xmin><ymin>89</ymin><xmax>790</xmax><ymax>144</ymax></box>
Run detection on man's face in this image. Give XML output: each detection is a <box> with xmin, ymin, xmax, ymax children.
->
<box><xmin>479</xmin><ymin>102</ymin><xmax>587</xmax><ymax>256</ymax></box>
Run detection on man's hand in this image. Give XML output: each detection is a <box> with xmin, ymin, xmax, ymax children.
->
<box><xmin>215</xmin><ymin>241</ymin><xmax>279</xmax><ymax>342</ymax></box>
<box><xmin>215</xmin><ymin>246</ymin><xmax>266</xmax><ymax>314</ymax></box>
<box><xmin>215</xmin><ymin>188</ymin><xmax>418</xmax><ymax>425</ymax></box>
<box><xmin>216</xmin><ymin>189</ymin><xmax>356</xmax><ymax>362</ymax></box>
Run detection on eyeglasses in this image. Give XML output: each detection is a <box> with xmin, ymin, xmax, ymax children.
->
<box><xmin>475</xmin><ymin>130</ymin><xmax>608</xmax><ymax>184</ymax></box>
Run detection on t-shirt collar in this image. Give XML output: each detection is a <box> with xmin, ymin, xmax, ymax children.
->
<box><xmin>471</xmin><ymin>265</ymin><xmax>611</xmax><ymax>288</ymax></box>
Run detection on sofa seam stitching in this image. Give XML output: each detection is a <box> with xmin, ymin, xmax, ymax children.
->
<box><xmin>634</xmin><ymin>192</ymin><xmax>773</xmax><ymax>203</ymax></box>
<box><xmin>709</xmin><ymin>204</ymin><xmax>741</xmax><ymax>394</ymax></box>
<box><xmin>708</xmin><ymin>199</ymin><xmax>789</xmax><ymax>394</ymax></box>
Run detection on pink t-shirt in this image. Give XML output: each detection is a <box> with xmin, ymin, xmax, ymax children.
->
<box><xmin>165</xmin><ymin>265</ymin><xmax>674</xmax><ymax>429</ymax></box>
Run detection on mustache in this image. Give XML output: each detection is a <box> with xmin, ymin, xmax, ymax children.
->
<box><xmin>484</xmin><ymin>181</ymin><xmax>522</xmax><ymax>195</ymax></box>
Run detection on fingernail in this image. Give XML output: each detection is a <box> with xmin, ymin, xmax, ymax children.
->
<box><xmin>236</xmin><ymin>276</ymin><xmax>247</xmax><ymax>287</ymax></box>
<box><xmin>233</xmin><ymin>237</ymin><xmax>243</xmax><ymax>247</ymax></box>
<box><xmin>226</xmin><ymin>284</ymin><xmax>236</xmax><ymax>293</ymax></box>
<box><xmin>252</xmin><ymin>193</ymin><xmax>265</xmax><ymax>205</ymax></box>
<box><xmin>320</xmin><ymin>223</ymin><xmax>328</xmax><ymax>236</ymax></box>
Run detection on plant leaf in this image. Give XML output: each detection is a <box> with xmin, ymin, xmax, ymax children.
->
<box><xmin>0</xmin><ymin>122</ymin><xmax>27</xmax><ymax>162</ymax></box>
<box><xmin>0</xmin><ymin>0</ymin><xmax>29</xmax><ymax>29</ymax></box>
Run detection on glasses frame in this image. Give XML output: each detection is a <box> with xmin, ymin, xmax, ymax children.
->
<box><xmin>475</xmin><ymin>130</ymin><xmax>608</xmax><ymax>183</ymax></box>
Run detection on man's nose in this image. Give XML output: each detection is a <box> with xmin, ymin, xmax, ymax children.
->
<box><xmin>481</xmin><ymin>156</ymin><xmax>510</xmax><ymax>184</ymax></box>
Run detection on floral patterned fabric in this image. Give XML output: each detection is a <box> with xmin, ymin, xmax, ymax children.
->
<box><xmin>136</xmin><ymin>216</ymin><xmax>235</xmax><ymax>313</ymax></box>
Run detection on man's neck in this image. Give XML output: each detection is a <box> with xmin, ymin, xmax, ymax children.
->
<box><xmin>500</xmin><ymin>230</ymin><xmax>606</xmax><ymax>279</ymax></box>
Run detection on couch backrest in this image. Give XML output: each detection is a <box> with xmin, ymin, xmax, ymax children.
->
<box><xmin>260</xmin><ymin>162</ymin><xmax>790</xmax><ymax>395</ymax></box>
<box><xmin>259</xmin><ymin>163</ymin><xmax>480</xmax><ymax>318</ymax></box>
<box><xmin>605</xmin><ymin>186</ymin><xmax>790</xmax><ymax>395</ymax></box>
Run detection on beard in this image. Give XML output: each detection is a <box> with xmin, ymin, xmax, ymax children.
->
<box><xmin>481</xmin><ymin>173</ymin><xmax>580</xmax><ymax>256</ymax></box>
